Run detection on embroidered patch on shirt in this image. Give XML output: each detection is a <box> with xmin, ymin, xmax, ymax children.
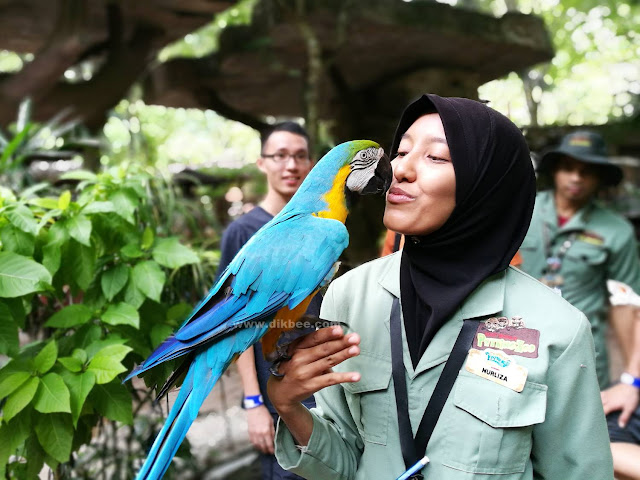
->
<box><xmin>472</xmin><ymin>317</ymin><xmax>540</xmax><ymax>358</ymax></box>
<box><xmin>465</xmin><ymin>348</ymin><xmax>528</xmax><ymax>392</ymax></box>
<box><xmin>577</xmin><ymin>231</ymin><xmax>604</xmax><ymax>246</ymax></box>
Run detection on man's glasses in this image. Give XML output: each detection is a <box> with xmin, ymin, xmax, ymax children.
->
<box><xmin>261</xmin><ymin>151</ymin><xmax>311</xmax><ymax>164</ymax></box>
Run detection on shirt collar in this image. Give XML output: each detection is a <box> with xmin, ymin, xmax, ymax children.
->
<box><xmin>378</xmin><ymin>252</ymin><xmax>505</xmax><ymax>319</ymax></box>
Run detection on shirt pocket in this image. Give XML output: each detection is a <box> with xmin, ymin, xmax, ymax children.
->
<box><xmin>565</xmin><ymin>241</ymin><xmax>607</xmax><ymax>266</ymax></box>
<box><xmin>441</xmin><ymin>372</ymin><xmax>547</xmax><ymax>475</ymax></box>
<box><xmin>342</xmin><ymin>353</ymin><xmax>392</xmax><ymax>446</ymax></box>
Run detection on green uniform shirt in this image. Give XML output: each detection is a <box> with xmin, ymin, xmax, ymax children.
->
<box><xmin>275</xmin><ymin>253</ymin><xmax>612</xmax><ymax>480</ymax></box>
<box><xmin>519</xmin><ymin>190</ymin><xmax>640</xmax><ymax>388</ymax></box>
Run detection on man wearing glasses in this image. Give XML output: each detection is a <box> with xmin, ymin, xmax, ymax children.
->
<box><xmin>217</xmin><ymin>122</ymin><xmax>315</xmax><ymax>480</ymax></box>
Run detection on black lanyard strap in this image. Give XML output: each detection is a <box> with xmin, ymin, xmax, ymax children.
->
<box><xmin>390</xmin><ymin>297</ymin><xmax>479</xmax><ymax>471</ymax></box>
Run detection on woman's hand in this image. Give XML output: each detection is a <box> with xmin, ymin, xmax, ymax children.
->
<box><xmin>267</xmin><ymin>325</ymin><xmax>361</xmax><ymax>446</ymax></box>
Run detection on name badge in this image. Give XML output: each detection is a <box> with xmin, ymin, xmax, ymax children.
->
<box><xmin>465</xmin><ymin>348</ymin><xmax>528</xmax><ymax>392</ymax></box>
<box><xmin>473</xmin><ymin>317</ymin><xmax>540</xmax><ymax>358</ymax></box>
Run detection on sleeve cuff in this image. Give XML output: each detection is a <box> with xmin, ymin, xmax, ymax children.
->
<box><xmin>274</xmin><ymin>411</ymin><xmax>349</xmax><ymax>480</ymax></box>
<box><xmin>274</xmin><ymin>411</ymin><xmax>321</xmax><ymax>470</ymax></box>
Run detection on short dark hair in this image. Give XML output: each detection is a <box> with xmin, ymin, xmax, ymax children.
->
<box><xmin>260</xmin><ymin>121</ymin><xmax>310</xmax><ymax>151</ymax></box>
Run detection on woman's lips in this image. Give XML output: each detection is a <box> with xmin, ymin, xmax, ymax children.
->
<box><xmin>387</xmin><ymin>186</ymin><xmax>415</xmax><ymax>204</ymax></box>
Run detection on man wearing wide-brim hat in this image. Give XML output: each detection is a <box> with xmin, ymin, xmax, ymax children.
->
<box><xmin>519</xmin><ymin>130</ymin><xmax>640</xmax><ymax>480</ymax></box>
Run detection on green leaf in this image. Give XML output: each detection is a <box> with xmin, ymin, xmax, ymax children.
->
<box><xmin>33</xmin><ymin>373</ymin><xmax>71</xmax><ymax>414</ymax></box>
<box><xmin>150</xmin><ymin>324</ymin><xmax>173</xmax><ymax>348</ymax></box>
<box><xmin>0</xmin><ymin>302</ymin><xmax>18</xmax><ymax>356</ymax></box>
<box><xmin>25</xmin><ymin>435</ymin><xmax>45</xmax><ymax>479</ymax></box>
<box><xmin>0</xmin><ymin>123</ymin><xmax>31</xmax><ymax>167</ymax></box>
<box><xmin>34</xmin><ymin>414</ymin><xmax>73</xmax><ymax>463</ymax></box>
<box><xmin>71</xmin><ymin>348</ymin><xmax>87</xmax><ymax>364</ymax></box>
<box><xmin>0</xmin><ymin>252</ymin><xmax>52</xmax><ymax>298</ymax></box>
<box><xmin>101</xmin><ymin>302</ymin><xmax>139</xmax><ymax>328</ymax></box>
<box><xmin>73</xmin><ymin>324</ymin><xmax>102</xmax><ymax>352</ymax></box>
<box><xmin>3</xmin><ymin>297</ymin><xmax>25</xmax><ymax>329</ymax></box>
<box><xmin>57</xmin><ymin>191</ymin><xmax>71</xmax><ymax>211</ymax></box>
<box><xmin>131</xmin><ymin>261</ymin><xmax>165</xmax><ymax>302</ymax></box>
<box><xmin>121</xmin><ymin>243</ymin><xmax>143</xmax><ymax>259</ymax></box>
<box><xmin>4</xmin><ymin>377</ymin><xmax>39</xmax><ymax>421</ymax></box>
<box><xmin>167</xmin><ymin>302</ymin><xmax>194</xmax><ymax>326</ymax></box>
<box><xmin>33</xmin><ymin>341</ymin><xmax>57</xmax><ymax>375</ymax></box>
<box><xmin>60</xmin><ymin>370</ymin><xmax>95</xmax><ymax>426</ymax></box>
<box><xmin>153</xmin><ymin>237</ymin><xmax>200</xmax><ymax>269</ymax></box>
<box><xmin>18</xmin><ymin>182</ymin><xmax>49</xmax><ymax>200</ymax></box>
<box><xmin>28</xmin><ymin>197</ymin><xmax>60</xmax><ymax>210</ymax></box>
<box><xmin>0</xmin><ymin>224</ymin><xmax>34</xmax><ymax>256</ymax></box>
<box><xmin>87</xmin><ymin>344</ymin><xmax>132</xmax><ymax>384</ymax></box>
<box><xmin>42</xmin><ymin>242</ymin><xmax>61</xmax><ymax>276</ymax></box>
<box><xmin>141</xmin><ymin>226</ymin><xmax>154</xmax><ymax>250</ymax></box>
<box><xmin>66</xmin><ymin>215</ymin><xmax>92</xmax><ymax>246</ymax></box>
<box><xmin>81</xmin><ymin>201</ymin><xmax>115</xmax><ymax>215</ymax></box>
<box><xmin>110</xmin><ymin>190</ymin><xmax>138</xmax><ymax>224</ymax></box>
<box><xmin>16</xmin><ymin>98</ymin><xmax>31</xmax><ymax>133</ymax></box>
<box><xmin>101</xmin><ymin>264</ymin><xmax>129</xmax><ymax>301</ymax></box>
<box><xmin>60</xmin><ymin>170</ymin><xmax>97</xmax><ymax>182</ymax></box>
<box><xmin>0</xmin><ymin>372</ymin><xmax>31</xmax><ymax>399</ymax></box>
<box><xmin>44</xmin><ymin>304</ymin><xmax>93</xmax><ymax>329</ymax></box>
<box><xmin>85</xmin><ymin>334</ymin><xmax>127</xmax><ymax>360</ymax></box>
<box><xmin>124</xmin><ymin>281</ymin><xmax>146</xmax><ymax>309</ymax></box>
<box><xmin>90</xmin><ymin>382</ymin><xmax>133</xmax><ymax>425</ymax></box>
<box><xmin>0</xmin><ymin>412</ymin><xmax>31</xmax><ymax>476</ymax></box>
<box><xmin>70</xmin><ymin>242</ymin><xmax>95</xmax><ymax>291</ymax></box>
<box><xmin>36</xmin><ymin>208</ymin><xmax>61</xmax><ymax>233</ymax></box>
<box><xmin>6</xmin><ymin>205</ymin><xmax>38</xmax><ymax>236</ymax></box>
<box><xmin>57</xmin><ymin>356</ymin><xmax>83</xmax><ymax>373</ymax></box>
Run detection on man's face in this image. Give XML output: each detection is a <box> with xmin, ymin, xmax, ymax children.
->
<box><xmin>553</xmin><ymin>156</ymin><xmax>600</xmax><ymax>204</ymax></box>
<box><xmin>257</xmin><ymin>131</ymin><xmax>313</xmax><ymax>200</ymax></box>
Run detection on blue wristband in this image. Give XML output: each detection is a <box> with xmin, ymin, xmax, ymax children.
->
<box><xmin>243</xmin><ymin>394</ymin><xmax>264</xmax><ymax>409</ymax></box>
<box><xmin>620</xmin><ymin>372</ymin><xmax>640</xmax><ymax>389</ymax></box>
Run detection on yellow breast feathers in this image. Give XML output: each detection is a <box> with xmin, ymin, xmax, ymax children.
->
<box><xmin>313</xmin><ymin>165</ymin><xmax>350</xmax><ymax>222</ymax></box>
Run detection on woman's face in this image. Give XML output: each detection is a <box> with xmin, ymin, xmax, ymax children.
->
<box><xmin>383</xmin><ymin>113</ymin><xmax>456</xmax><ymax>236</ymax></box>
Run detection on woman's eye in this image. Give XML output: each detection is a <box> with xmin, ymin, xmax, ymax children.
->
<box><xmin>428</xmin><ymin>155</ymin><xmax>449</xmax><ymax>163</ymax></box>
<box><xmin>395</xmin><ymin>151</ymin><xmax>407</xmax><ymax>158</ymax></box>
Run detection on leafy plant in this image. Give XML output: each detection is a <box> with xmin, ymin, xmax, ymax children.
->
<box><xmin>0</xmin><ymin>98</ymin><xmax>90</xmax><ymax>190</ymax></box>
<box><xmin>0</xmin><ymin>165</ymin><xmax>215</xmax><ymax>478</ymax></box>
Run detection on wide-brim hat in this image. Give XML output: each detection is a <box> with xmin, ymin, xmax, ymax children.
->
<box><xmin>537</xmin><ymin>130</ymin><xmax>623</xmax><ymax>187</ymax></box>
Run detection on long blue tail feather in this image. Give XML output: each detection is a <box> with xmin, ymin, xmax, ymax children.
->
<box><xmin>135</xmin><ymin>326</ymin><xmax>268</xmax><ymax>480</ymax></box>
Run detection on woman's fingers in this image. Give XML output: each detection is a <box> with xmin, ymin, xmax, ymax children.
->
<box><xmin>308</xmin><ymin>370</ymin><xmax>361</xmax><ymax>392</ymax></box>
<box><xmin>268</xmin><ymin>325</ymin><xmax>361</xmax><ymax>411</ymax></box>
<box><xmin>282</xmin><ymin>333</ymin><xmax>360</xmax><ymax>379</ymax></box>
<box><xmin>302</xmin><ymin>343</ymin><xmax>360</xmax><ymax>377</ymax></box>
<box><xmin>295</xmin><ymin>325</ymin><xmax>348</xmax><ymax>349</ymax></box>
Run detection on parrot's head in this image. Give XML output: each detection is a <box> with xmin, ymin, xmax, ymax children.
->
<box><xmin>343</xmin><ymin>140</ymin><xmax>392</xmax><ymax>195</ymax></box>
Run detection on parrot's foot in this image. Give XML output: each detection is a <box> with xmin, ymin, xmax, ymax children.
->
<box><xmin>269</xmin><ymin>358</ymin><xmax>286</xmax><ymax>378</ymax></box>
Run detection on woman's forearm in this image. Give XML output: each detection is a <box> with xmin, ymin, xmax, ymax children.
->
<box><xmin>275</xmin><ymin>402</ymin><xmax>315</xmax><ymax>446</ymax></box>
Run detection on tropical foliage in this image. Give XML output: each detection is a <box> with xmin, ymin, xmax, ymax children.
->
<box><xmin>477</xmin><ymin>0</ymin><xmax>640</xmax><ymax>126</ymax></box>
<box><xmin>0</xmin><ymin>166</ymin><xmax>217</xmax><ymax>478</ymax></box>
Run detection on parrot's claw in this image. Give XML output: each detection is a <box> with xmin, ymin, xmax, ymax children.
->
<box><xmin>276</xmin><ymin>342</ymin><xmax>292</xmax><ymax>360</ymax></box>
<box><xmin>269</xmin><ymin>358</ymin><xmax>286</xmax><ymax>378</ymax></box>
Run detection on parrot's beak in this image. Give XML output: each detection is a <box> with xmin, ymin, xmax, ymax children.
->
<box><xmin>361</xmin><ymin>149</ymin><xmax>392</xmax><ymax>195</ymax></box>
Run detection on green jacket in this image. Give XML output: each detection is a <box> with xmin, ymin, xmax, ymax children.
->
<box><xmin>520</xmin><ymin>190</ymin><xmax>640</xmax><ymax>388</ymax></box>
<box><xmin>275</xmin><ymin>252</ymin><xmax>612</xmax><ymax>480</ymax></box>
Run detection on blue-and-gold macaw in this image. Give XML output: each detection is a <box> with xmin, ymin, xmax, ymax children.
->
<box><xmin>126</xmin><ymin>140</ymin><xmax>391</xmax><ymax>480</ymax></box>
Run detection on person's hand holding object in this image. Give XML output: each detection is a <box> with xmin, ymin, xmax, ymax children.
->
<box><xmin>267</xmin><ymin>326</ymin><xmax>361</xmax><ymax>446</ymax></box>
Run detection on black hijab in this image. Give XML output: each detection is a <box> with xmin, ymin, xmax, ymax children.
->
<box><xmin>391</xmin><ymin>94</ymin><xmax>536</xmax><ymax>368</ymax></box>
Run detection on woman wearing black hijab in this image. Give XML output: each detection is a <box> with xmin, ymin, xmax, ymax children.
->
<box><xmin>268</xmin><ymin>95</ymin><xmax>612</xmax><ymax>479</ymax></box>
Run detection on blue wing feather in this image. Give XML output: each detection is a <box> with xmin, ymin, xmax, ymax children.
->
<box><xmin>127</xmin><ymin>215</ymin><xmax>347</xmax><ymax>380</ymax></box>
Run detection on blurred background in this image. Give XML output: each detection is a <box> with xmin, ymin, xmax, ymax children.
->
<box><xmin>0</xmin><ymin>0</ymin><xmax>638</xmax><ymax>478</ymax></box>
